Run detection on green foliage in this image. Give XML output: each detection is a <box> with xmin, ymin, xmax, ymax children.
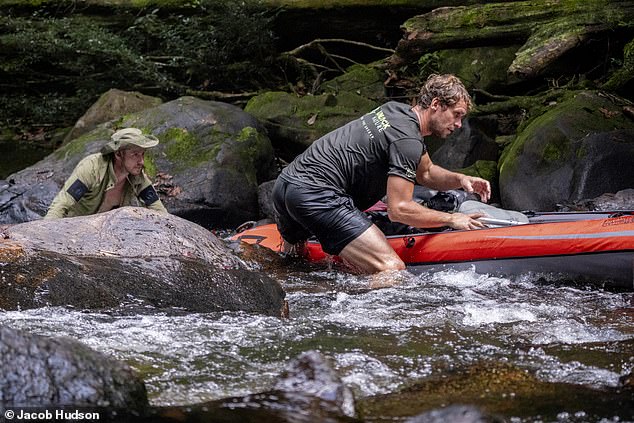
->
<box><xmin>417</xmin><ymin>52</ymin><xmax>440</xmax><ymax>80</ymax></box>
<box><xmin>126</xmin><ymin>1</ymin><xmax>277</xmax><ymax>90</ymax></box>
<box><xmin>0</xmin><ymin>0</ymin><xmax>277</xmax><ymax>127</ymax></box>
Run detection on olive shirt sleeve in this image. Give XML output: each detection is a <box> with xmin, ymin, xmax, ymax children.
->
<box><xmin>44</xmin><ymin>155</ymin><xmax>102</xmax><ymax>219</ymax></box>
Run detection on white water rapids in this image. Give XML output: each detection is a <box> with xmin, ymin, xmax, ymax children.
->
<box><xmin>1</xmin><ymin>267</ymin><xmax>632</xmax><ymax>421</ymax></box>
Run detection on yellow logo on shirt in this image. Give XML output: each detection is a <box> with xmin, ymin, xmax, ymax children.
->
<box><xmin>371</xmin><ymin>108</ymin><xmax>391</xmax><ymax>133</ymax></box>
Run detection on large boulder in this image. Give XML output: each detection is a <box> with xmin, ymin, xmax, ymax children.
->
<box><xmin>0</xmin><ymin>207</ymin><xmax>286</xmax><ymax>316</ymax></box>
<box><xmin>0</xmin><ymin>96</ymin><xmax>277</xmax><ymax>228</ymax></box>
<box><xmin>245</xmin><ymin>65</ymin><xmax>382</xmax><ymax>162</ymax></box>
<box><xmin>126</xmin><ymin>96</ymin><xmax>277</xmax><ymax>228</ymax></box>
<box><xmin>430</xmin><ymin>117</ymin><xmax>500</xmax><ymax>171</ymax></box>
<box><xmin>0</xmin><ymin>325</ymin><xmax>147</xmax><ymax>410</ymax></box>
<box><xmin>63</xmin><ymin>89</ymin><xmax>163</xmax><ymax>143</ymax></box>
<box><xmin>498</xmin><ymin>91</ymin><xmax>634</xmax><ymax>211</ymax></box>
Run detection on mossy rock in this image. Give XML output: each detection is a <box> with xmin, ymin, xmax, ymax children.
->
<box><xmin>2</xmin><ymin>96</ymin><xmax>276</xmax><ymax>228</ymax></box>
<box><xmin>459</xmin><ymin>159</ymin><xmax>497</xmax><ymax>181</ymax></box>
<box><xmin>498</xmin><ymin>90</ymin><xmax>634</xmax><ymax>211</ymax></box>
<box><xmin>458</xmin><ymin>159</ymin><xmax>500</xmax><ymax>203</ymax></box>
<box><xmin>434</xmin><ymin>45</ymin><xmax>522</xmax><ymax>93</ymax></box>
<box><xmin>245</xmin><ymin>89</ymin><xmax>379</xmax><ymax>161</ymax></box>
<box><xmin>64</xmin><ymin>89</ymin><xmax>163</xmax><ymax>143</ymax></box>
<box><xmin>321</xmin><ymin>63</ymin><xmax>387</xmax><ymax>101</ymax></box>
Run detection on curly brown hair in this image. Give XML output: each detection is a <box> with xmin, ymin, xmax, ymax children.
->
<box><xmin>417</xmin><ymin>74</ymin><xmax>473</xmax><ymax>110</ymax></box>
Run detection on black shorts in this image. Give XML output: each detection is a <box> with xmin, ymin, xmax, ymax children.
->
<box><xmin>272</xmin><ymin>179</ymin><xmax>373</xmax><ymax>255</ymax></box>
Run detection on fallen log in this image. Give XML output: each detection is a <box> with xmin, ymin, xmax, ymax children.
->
<box><xmin>389</xmin><ymin>0</ymin><xmax>634</xmax><ymax>79</ymax></box>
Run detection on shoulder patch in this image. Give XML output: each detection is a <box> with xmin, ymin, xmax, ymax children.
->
<box><xmin>66</xmin><ymin>179</ymin><xmax>89</xmax><ymax>202</ymax></box>
<box><xmin>139</xmin><ymin>185</ymin><xmax>160</xmax><ymax>205</ymax></box>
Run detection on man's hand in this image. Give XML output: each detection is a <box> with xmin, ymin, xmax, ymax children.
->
<box><xmin>448</xmin><ymin>212</ymin><xmax>486</xmax><ymax>230</ymax></box>
<box><xmin>460</xmin><ymin>176</ymin><xmax>491</xmax><ymax>203</ymax></box>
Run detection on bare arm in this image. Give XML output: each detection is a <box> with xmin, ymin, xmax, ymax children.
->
<box><xmin>386</xmin><ymin>175</ymin><xmax>485</xmax><ymax>230</ymax></box>
<box><xmin>416</xmin><ymin>153</ymin><xmax>491</xmax><ymax>202</ymax></box>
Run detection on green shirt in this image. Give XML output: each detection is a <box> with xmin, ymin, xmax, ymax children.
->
<box><xmin>45</xmin><ymin>153</ymin><xmax>167</xmax><ymax>219</ymax></box>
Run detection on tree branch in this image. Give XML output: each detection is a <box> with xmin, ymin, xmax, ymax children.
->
<box><xmin>285</xmin><ymin>38</ymin><xmax>394</xmax><ymax>56</ymax></box>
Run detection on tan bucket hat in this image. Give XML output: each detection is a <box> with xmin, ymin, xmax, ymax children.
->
<box><xmin>100</xmin><ymin>128</ymin><xmax>159</xmax><ymax>154</ymax></box>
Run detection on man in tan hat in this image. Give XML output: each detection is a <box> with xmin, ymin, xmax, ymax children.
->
<box><xmin>45</xmin><ymin>128</ymin><xmax>168</xmax><ymax>218</ymax></box>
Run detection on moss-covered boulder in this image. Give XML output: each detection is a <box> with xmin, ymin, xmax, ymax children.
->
<box><xmin>498</xmin><ymin>91</ymin><xmax>634</xmax><ymax>211</ymax></box>
<box><xmin>0</xmin><ymin>96</ymin><xmax>277</xmax><ymax>228</ymax></box>
<box><xmin>120</xmin><ymin>96</ymin><xmax>277</xmax><ymax>227</ymax></box>
<box><xmin>432</xmin><ymin>45</ymin><xmax>522</xmax><ymax>93</ymax></box>
<box><xmin>245</xmin><ymin>65</ymin><xmax>382</xmax><ymax>161</ymax></box>
<box><xmin>321</xmin><ymin>64</ymin><xmax>387</xmax><ymax>101</ymax></box>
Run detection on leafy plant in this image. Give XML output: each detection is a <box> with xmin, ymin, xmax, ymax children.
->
<box><xmin>0</xmin><ymin>0</ymin><xmax>278</xmax><ymax>127</ymax></box>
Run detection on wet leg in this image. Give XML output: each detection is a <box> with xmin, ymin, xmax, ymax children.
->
<box><xmin>338</xmin><ymin>224</ymin><xmax>405</xmax><ymax>274</ymax></box>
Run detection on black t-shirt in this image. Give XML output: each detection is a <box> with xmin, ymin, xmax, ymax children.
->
<box><xmin>279</xmin><ymin>101</ymin><xmax>426</xmax><ymax>211</ymax></box>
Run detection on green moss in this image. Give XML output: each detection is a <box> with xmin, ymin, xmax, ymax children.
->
<box><xmin>499</xmin><ymin>90</ymin><xmax>634</xmax><ymax>179</ymax></box>
<box><xmin>437</xmin><ymin>45</ymin><xmax>519</xmax><ymax>90</ymax></box>
<box><xmin>53</xmin><ymin>128</ymin><xmax>111</xmax><ymax>160</ymax></box>
<box><xmin>459</xmin><ymin>160</ymin><xmax>498</xmax><ymax>182</ymax></box>
<box><xmin>161</xmin><ymin>127</ymin><xmax>223</xmax><ymax>170</ymax></box>
<box><xmin>602</xmin><ymin>37</ymin><xmax>634</xmax><ymax>91</ymax></box>
<box><xmin>321</xmin><ymin>64</ymin><xmax>386</xmax><ymax>100</ymax></box>
<box><xmin>232</xmin><ymin>127</ymin><xmax>272</xmax><ymax>185</ymax></box>
<box><xmin>541</xmin><ymin>138</ymin><xmax>570</xmax><ymax>162</ymax></box>
<box><xmin>236</xmin><ymin>126</ymin><xmax>259</xmax><ymax>143</ymax></box>
<box><xmin>245</xmin><ymin>90</ymin><xmax>378</xmax><ymax>138</ymax></box>
<box><xmin>163</xmin><ymin>128</ymin><xmax>198</xmax><ymax>162</ymax></box>
<box><xmin>143</xmin><ymin>155</ymin><xmax>158</xmax><ymax>178</ymax></box>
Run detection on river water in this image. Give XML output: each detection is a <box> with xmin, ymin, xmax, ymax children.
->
<box><xmin>0</xmin><ymin>249</ymin><xmax>632</xmax><ymax>422</ymax></box>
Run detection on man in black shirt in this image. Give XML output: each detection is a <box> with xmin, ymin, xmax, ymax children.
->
<box><xmin>273</xmin><ymin>74</ymin><xmax>491</xmax><ymax>274</ymax></box>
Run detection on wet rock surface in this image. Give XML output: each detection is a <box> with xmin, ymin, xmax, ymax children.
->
<box><xmin>0</xmin><ymin>207</ymin><xmax>286</xmax><ymax>316</ymax></box>
<box><xmin>0</xmin><ymin>325</ymin><xmax>147</xmax><ymax>410</ymax></box>
<box><xmin>146</xmin><ymin>350</ymin><xmax>360</xmax><ymax>423</ymax></box>
<box><xmin>358</xmin><ymin>361</ymin><xmax>634</xmax><ymax>421</ymax></box>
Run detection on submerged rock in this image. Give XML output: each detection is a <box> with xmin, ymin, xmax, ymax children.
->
<box><xmin>0</xmin><ymin>325</ymin><xmax>147</xmax><ymax>410</ymax></box>
<box><xmin>358</xmin><ymin>360</ymin><xmax>634</xmax><ymax>421</ymax></box>
<box><xmin>405</xmin><ymin>404</ymin><xmax>503</xmax><ymax>423</ymax></box>
<box><xmin>147</xmin><ymin>350</ymin><xmax>359</xmax><ymax>423</ymax></box>
<box><xmin>0</xmin><ymin>207</ymin><xmax>286</xmax><ymax>316</ymax></box>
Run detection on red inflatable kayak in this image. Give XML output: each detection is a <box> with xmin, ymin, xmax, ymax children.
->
<box><xmin>231</xmin><ymin>210</ymin><xmax>634</xmax><ymax>290</ymax></box>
